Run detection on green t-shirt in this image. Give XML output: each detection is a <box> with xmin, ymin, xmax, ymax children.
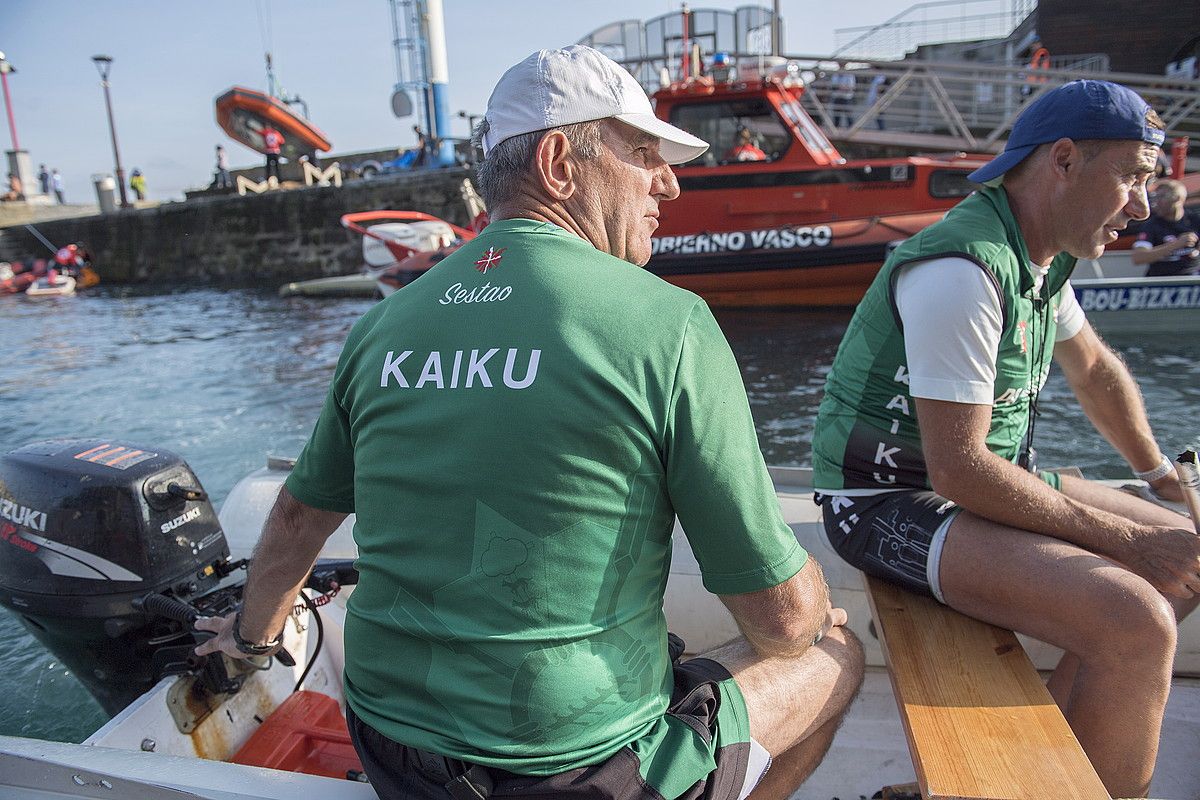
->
<box><xmin>286</xmin><ymin>218</ymin><xmax>806</xmax><ymax>778</ymax></box>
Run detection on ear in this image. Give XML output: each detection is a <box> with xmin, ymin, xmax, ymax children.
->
<box><xmin>533</xmin><ymin>130</ymin><xmax>577</xmax><ymax>202</ymax></box>
<box><xmin>1047</xmin><ymin>137</ymin><xmax>1078</xmax><ymax>180</ymax></box>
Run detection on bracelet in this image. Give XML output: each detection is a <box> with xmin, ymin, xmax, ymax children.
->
<box><xmin>231</xmin><ymin>609</ymin><xmax>283</xmax><ymax>656</ymax></box>
<box><xmin>1134</xmin><ymin>455</ymin><xmax>1174</xmax><ymax>483</ymax></box>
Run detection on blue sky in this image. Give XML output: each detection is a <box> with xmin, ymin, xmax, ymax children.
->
<box><xmin>2</xmin><ymin>0</ymin><xmax>918</xmax><ymax>201</ymax></box>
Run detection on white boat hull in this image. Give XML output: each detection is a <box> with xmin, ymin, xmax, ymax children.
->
<box><xmin>25</xmin><ymin>275</ymin><xmax>76</xmax><ymax>297</ymax></box>
<box><xmin>1075</xmin><ymin>252</ymin><xmax>1200</xmax><ymax>334</ymax></box>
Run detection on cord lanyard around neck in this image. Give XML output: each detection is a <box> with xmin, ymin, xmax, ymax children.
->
<box><xmin>1019</xmin><ymin>285</ymin><xmax>1052</xmax><ymax>473</ymax></box>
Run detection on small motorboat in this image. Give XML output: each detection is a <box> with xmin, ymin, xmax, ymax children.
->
<box><xmin>215</xmin><ymin>86</ymin><xmax>332</xmax><ymax>162</ymax></box>
<box><xmin>25</xmin><ymin>272</ymin><xmax>76</xmax><ymax>297</ymax></box>
<box><xmin>343</xmin><ymin>210</ymin><xmax>478</xmax><ymax>298</ymax></box>
<box><xmin>278</xmin><ymin>211</ymin><xmax>478</xmax><ymax>299</ymax></box>
<box><xmin>0</xmin><ymin>440</ymin><xmax>1198</xmax><ymax>798</ymax></box>
<box><xmin>2</xmin><ymin>243</ymin><xmax>97</xmax><ymax>298</ymax></box>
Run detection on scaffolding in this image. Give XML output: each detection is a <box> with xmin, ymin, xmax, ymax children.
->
<box><xmin>579</xmin><ymin>5</ymin><xmax>1200</xmax><ymax>158</ymax></box>
<box><xmin>791</xmin><ymin>56</ymin><xmax>1200</xmax><ymax>154</ymax></box>
<box><xmin>833</xmin><ymin>0</ymin><xmax>1034</xmax><ymax>61</ymax></box>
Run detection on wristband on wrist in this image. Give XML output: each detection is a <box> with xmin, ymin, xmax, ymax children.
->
<box><xmin>1133</xmin><ymin>455</ymin><xmax>1174</xmax><ymax>483</ymax></box>
<box><xmin>231</xmin><ymin>609</ymin><xmax>283</xmax><ymax>656</ymax></box>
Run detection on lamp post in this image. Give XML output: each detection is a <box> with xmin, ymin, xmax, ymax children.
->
<box><xmin>0</xmin><ymin>51</ymin><xmax>20</xmax><ymax>151</ymax></box>
<box><xmin>0</xmin><ymin>50</ymin><xmax>35</xmax><ymax>200</ymax></box>
<box><xmin>91</xmin><ymin>54</ymin><xmax>130</xmax><ymax>209</ymax></box>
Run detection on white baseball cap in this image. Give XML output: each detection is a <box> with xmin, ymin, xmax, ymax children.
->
<box><xmin>481</xmin><ymin>45</ymin><xmax>709</xmax><ymax>165</ymax></box>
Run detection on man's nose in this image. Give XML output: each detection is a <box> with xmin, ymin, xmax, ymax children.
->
<box><xmin>654</xmin><ymin>163</ymin><xmax>680</xmax><ymax>201</ymax></box>
<box><xmin>1128</xmin><ymin>183</ymin><xmax>1151</xmax><ymax>221</ymax></box>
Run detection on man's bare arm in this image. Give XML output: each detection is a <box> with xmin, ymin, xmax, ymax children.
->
<box><xmin>718</xmin><ymin>557</ymin><xmax>841</xmax><ymax>659</ymax></box>
<box><xmin>916</xmin><ymin>396</ymin><xmax>1200</xmax><ymax>597</ymax></box>
<box><xmin>195</xmin><ymin>486</ymin><xmax>348</xmax><ymax>657</ymax></box>
<box><xmin>1130</xmin><ymin>233</ymin><xmax>1197</xmax><ymax>264</ymax></box>
<box><xmin>1054</xmin><ymin>323</ymin><xmax>1183</xmax><ymax>501</ymax></box>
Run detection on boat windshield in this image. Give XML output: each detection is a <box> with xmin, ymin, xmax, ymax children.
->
<box><xmin>667</xmin><ymin>97</ymin><xmax>792</xmax><ymax>167</ymax></box>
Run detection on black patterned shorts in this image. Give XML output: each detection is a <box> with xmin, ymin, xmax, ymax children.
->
<box><xmin>816</xmin><ymin>490</ymin><xmax>961</xmax><ymax>602</ymax></box>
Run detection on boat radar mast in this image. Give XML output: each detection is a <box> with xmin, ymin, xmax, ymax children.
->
<box><xmin>386</xmin><ymin>0</ymin><xmax>454</xmax><ymax>166</ymax></box>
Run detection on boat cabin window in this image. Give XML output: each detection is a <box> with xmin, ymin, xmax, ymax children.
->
<box><xmin>928</xmin><ymin>169</ymin><xmax>977</xmax><ymax>199</ymax></box>
<box><xmin>668</xmin><ymin>98</ymin><xmax>791</xmax><ymax>167</ymax></box>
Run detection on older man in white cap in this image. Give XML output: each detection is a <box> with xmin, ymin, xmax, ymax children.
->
<box><xmin>197</xmin><ymin>45</ymin><xmax>862</xmax><ymax>800</ymax></box>
<box><xmin>812</xmin><ymin>79</ymin><xmax>1196</xmax><ymax>797</ymax></box>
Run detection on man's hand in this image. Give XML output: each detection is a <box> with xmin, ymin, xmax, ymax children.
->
<box><xmin>1149</xmin><ymin>472</ymin><xmax>1187</xmax><ymax>505</ymax></box>
<box><xmin>1118</xmin><ymin>524</ymin><xmax>1200</xmax><ymax>599</ymax></box>
<box><xmin>814</xmin><ymin>604</ymin><xmax>849</xmax><ymax>644</ymax></box>
<box><xmin>193</xmin><ymin>612</ymin><xmax>283</xmax><ymax>661</ymax></box>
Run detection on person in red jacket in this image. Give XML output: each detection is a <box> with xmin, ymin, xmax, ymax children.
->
<box><xmin>725</xmin><ymin>127</ymin><xmax>766</xmax><ymax>162</ymax></box>
<box><xmin>262</xmin><ymin>125</ymin><xmax>284</xmax><ymax>183</ymax></box>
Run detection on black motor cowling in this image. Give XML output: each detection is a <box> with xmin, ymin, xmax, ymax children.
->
<box><xmin>0</xmin><ymin>438</ymin><xmax>234</xmax><ymax>714</ymax></box>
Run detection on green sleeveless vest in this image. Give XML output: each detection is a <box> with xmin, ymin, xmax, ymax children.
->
<box><xmin>812</xmin><ymin>185</ymin><xmax>1076</xmax><ymax>491</ymax></box>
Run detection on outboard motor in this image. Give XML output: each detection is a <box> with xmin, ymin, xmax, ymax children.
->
<box><xmin>0</xmin><ymin>439</ymin><xmax>237</xmax><ymax>714</ymax></box>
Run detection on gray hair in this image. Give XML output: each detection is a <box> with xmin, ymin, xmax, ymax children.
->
<box><xmin>472</xmin><ymin>118</ymin><xmax>604</xmax><ymax>209</ymax></box>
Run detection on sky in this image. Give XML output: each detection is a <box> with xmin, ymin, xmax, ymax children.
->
<box><xmin>2</xmin><ymin>0</ymin><xmax>922</xmax><ymax>201</ymax></box>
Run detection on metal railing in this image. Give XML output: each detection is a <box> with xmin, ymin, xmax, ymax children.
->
<box><xmin>834</xmin><ymin>0</ymin><xmax>1033</xmax><ymax>60</ymax></box>
<box><xmin>788</xmin><ymin>55</ymin><xmax>1200</xmax><ymax>154</ymax></box>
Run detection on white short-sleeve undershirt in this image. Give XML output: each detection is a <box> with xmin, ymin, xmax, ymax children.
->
<box><xmin>893</xmin><ymin>257</ymin><xmax>1085</xmax><ymax>405</ymax></box>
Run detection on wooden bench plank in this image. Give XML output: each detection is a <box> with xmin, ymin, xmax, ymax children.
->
<box><xmin>864</xmin><ymin>574</ymin><xmax>1110</xmax><ymax>800</ymax></box>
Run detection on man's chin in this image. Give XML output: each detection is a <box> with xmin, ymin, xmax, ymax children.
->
<box><xmin>1068</xmin><ymin>242</ymin><xmax>1107</xmax><ymax>261</ymax></box>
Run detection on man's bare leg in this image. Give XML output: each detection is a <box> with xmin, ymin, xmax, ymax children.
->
<box><xmin>700</xmin><ymin>626</ymin><xmax>864</xmax><ymax>800</ymax></box>
<box><xmin>938</xmin><ymin>510</ymin><xmax>1176</xmax><ymax>798</ymax></box>
<box><xmin>1043</xmin><ymin>476</ymin><xmax>1199</xmax><ymax>707</ymax></box>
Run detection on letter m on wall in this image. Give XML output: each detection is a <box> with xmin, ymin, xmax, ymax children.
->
<box><xmin>303</xmin><ymin>161</ymin><xmax>343</xmax><ymax>187</ymax></box>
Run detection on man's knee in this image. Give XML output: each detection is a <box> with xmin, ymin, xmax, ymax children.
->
<box><xmin>1084</xmin><ymin>577</ymin><xmax>1177</xmax><ymax>664</ymax></box>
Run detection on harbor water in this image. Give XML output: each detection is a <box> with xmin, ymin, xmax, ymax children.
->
<box><xmin>2</xmin><ymin>286</ymin><xmax>1198</xmax><ymax>743</ymax></box>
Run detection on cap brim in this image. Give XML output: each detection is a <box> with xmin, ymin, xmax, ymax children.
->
<box><xmin>967</xmin><ymin>143</ymin><xmax>1039</xmax><ymax>184</ymax></box>
<box><xmin>614</xmin><ymin>113</ymin><xmax>709</xmax><ymax>165</ymax></box>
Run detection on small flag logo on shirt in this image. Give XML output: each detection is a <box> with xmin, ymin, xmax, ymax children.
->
<box><xmin>475</xmin><ymin>247</ymin><xmax>506</xmax><ymax>273</ymax></box>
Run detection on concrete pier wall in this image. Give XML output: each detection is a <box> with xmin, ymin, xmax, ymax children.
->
<box><xmin>0</xmin><ymin>167</ymin><xmax>477</xmax><ymax>284</ymax></box>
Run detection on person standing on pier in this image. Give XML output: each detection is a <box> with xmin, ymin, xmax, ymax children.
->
<box><xmin>812</xmin><ymin>79</ymin><xmax>1196</xmax><ymax>798</ymax></box>
<box><xmin>214</xmin><ymin>144</ymin><xmax>232</xmax><ymax>189</ymax></box>
<box><xmin>50</xmin><ymin>169</ymin><xmax>64</xmax><ymax>204</ymax></box>
<box><xmin>37</xmin><ymin>164</ymin><xmax>49</xmax><ymax>196</ymax></box>
<box><xmin>129</xmin><ymin>169</ymin><xmax>146</xmax><ymax>201</ymax></box>
<box><xmin>262</xmin><ymin>125</ymin><xmax>283</xmax><ymax>184</ymax></box>
<box><xmin>198</xmin><ymin>44</ymin><xmax>863</xmax><ymax>800</ymax></box>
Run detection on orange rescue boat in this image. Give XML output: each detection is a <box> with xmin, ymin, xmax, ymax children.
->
<box><xmin>645</xmin><ymin>66</ymin><xmax>990</xmax><ymax>306</ymax></box>
<box><xmin>215</xmin><ymin>86</ymin><xmax>332</xmax><ymax>161</ymax></box>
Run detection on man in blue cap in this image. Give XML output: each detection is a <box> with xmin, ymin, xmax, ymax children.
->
<box><xmin>811</xmin><ymin>79</ymin><xmax>1197</xmax><ymax>797</ymax></box>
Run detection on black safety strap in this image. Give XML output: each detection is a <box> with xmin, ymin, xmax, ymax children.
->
<box><xmin>413</xmin><ymin>748</ymin><xmax>494</xmax><ymax>799</ymax></box>
<box><xmin>445</xmin><ymin>765</ymin><xmax>494</xmax><ymax>800</ymax></box>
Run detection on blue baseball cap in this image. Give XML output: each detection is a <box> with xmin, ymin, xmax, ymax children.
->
<box><xmin>968</xmin><ymin>80</ymin><xmax>1165</xmax><ymax>184</ymax></box>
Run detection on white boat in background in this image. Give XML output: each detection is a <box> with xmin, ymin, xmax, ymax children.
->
<box><xmin>278</xmin><ymin>211</ymin><xmax>475</xmax><ymax>300</ymax></box>
<box><xmin>1074</xmin><ymin>249</ymin><xmax>1200</xmax><ymax>334</ymax></box>
<box><xmin>25</xmin><ymin>273</ymin><xmax>76</xmax><ymax>298</ymax></box>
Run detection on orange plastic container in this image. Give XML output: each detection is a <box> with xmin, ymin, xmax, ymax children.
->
<box><xmin>230</xmin><ymin>690</ymin><xmax>364</xmax><ymax>779</ymax></box>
